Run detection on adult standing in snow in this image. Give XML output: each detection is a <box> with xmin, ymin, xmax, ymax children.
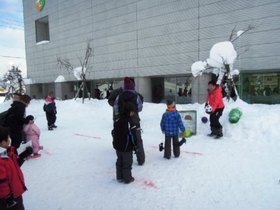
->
<box><xmin>109</xmin><ymin>77</ymin><xmax>145</xmax><ymax>165</ymax></box>
<box><xmin>4</xmin><ymin>93</ymin><xmax>31</xmax><ymax>149</ymax></box>
<box><xmin>112</xmin><ymin>102</ymin><xmax>137</xmax><ymax>184</ymax></box>
<box><xmin>43</xmin><ymin>92</ymin><xmax>57</xmax><ymax>131</ymax></box>
<box><xmin>205</xmin><ymin>80</ymin><xmax>225</xmax><ymax>139</ymax></box>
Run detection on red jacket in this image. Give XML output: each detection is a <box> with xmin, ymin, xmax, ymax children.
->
<box><xmin>0</xmin><ymin>147</ymin><xmax>27</xmax><ymax>199</ymax></box>
<box><xmin>207</xmin><ymin>85</ymin><xmax>225</xmax><ymax>112</ymax></box>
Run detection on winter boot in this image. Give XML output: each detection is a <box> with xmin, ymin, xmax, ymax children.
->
<box><xmin>214</xmin><ymin>128</ymin><xmax>223</xmax><ymax>139</ymax></box>
<box><xmin>51</xmin><ymin>124</ymin><xmax>58</xmax><ymax>128</ymax></box>
<box><xmin>124</xmin><ymin>177</ymin><xmax>135</xmax><ymax>184</ymax></box>
<box><xmin>178</xmin><ymin>138</ymin><xmax>187</xmax><ymax>146</ymax></box>
<box><xmin>207</xmin><ymin>127</ymin><xmax>216</xmax><ymax>137</ymax></box>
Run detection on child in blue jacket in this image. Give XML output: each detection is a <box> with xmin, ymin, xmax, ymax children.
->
<box><xmin>160</xmin><ymin>100</ymin><xmax>185</xmax><ymax>159</ymax></box>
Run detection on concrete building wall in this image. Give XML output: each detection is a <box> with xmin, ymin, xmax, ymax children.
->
<box><xmin>23</xmin><ymin>0</ymin><xmax>280</xmax><ymax>102</ymax></box>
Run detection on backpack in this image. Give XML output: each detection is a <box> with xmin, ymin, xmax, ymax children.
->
<box><xmin>112</xmin><ymin>118</ymin><xmax>136</xmax><ymax>152</ymax></box>
<box><xmin>0</xmin><ymin>110</ymin><xmax>9</xmax><ymax>126</ymax></box>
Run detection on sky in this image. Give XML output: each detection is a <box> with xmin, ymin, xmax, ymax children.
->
<box><xmin>0</xmin><ymin>0</ymin><xmax>26</xmax><ymax>78</ymax></box>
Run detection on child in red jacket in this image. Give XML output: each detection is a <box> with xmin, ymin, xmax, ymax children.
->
<box><xmin>205</xmin><ymin>80</ymin><xmax>225</xmax><ymax>139</ymax></box>
<box><xmin>0</xmin><ymin>126</ymin><xmax>32</xmax><ymax>210</ymax></box>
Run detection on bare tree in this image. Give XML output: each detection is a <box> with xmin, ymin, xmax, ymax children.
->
<box><xmin>57</xmin><ymin>41</ymin><xmax>93</xmax><ymax>103</ymax></box>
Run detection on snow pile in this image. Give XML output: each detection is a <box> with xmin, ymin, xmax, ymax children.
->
<box><xmin>191</xmin><ymin>41</ymin><xmax>237</xmax><ymax>78</ymax></box>
<box><xmin>73</xmin><ymin>67</ymin><xmax>83</xmax><ymax>80</ymax></box>
<box><xmin>54</xmin><ymin>75</ymin><xmax>66</xmax><ymax>83</ymax></box>
<box><xmin>191</xmin><ymin>61</ymin><xmax>207</xmax><ymax>77</ymax></box>
<box><xmin>1</xmin><ymin>99</ymin><xmax>279</xmax><ymax>210</ymax></box>
<box><xmin>36</xmin><ymin>40</ymin><xmax>50</xmax><ymax>45</ymax></box>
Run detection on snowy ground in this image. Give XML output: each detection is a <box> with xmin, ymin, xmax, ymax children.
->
<box><xmin>1</xmin><ymin>98</ymin><xmax>280</xmax><ymax>210</ymax></box>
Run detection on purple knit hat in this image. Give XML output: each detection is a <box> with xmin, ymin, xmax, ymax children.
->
<box><xmin>124</xmin><ymin>77</ymin><xmax>135</xmax><ymax>90</ymax></box>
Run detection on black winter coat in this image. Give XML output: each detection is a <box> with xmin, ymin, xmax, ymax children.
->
<box><xmin>5</xmin><ymin>101</ymin><xmax>26</xmax><ymax>133</ymax></box>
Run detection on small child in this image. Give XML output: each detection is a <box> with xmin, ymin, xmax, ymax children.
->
<box><xmin>112</xmin><ymin>102</ymin><xmax>137</xmax><ymax>184</ymax></box>
<box><xmin>205</xmin><ymin>80</ymin><xmax>225</xmax><ymax>139</ymax></box>
<box><xmin>23</xmin><ymin>115</ymin><xmax>43</xmax><ymax>158</ymax></box>
<box><xmin>0</xmin><ymin>126</ymin><xmax>32</xmax><ymax>210</ymax></box>
<box><xmin>44</xmin><ymin>92</ymin><xmax>57</xmax><ymax>131</ymax></box>
<box><xmin>160</xmin><ymin>99</ymin><xmax>186</xmax><ymax>159</ymax></box>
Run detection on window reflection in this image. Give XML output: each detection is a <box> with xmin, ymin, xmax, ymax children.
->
<box><xmin>240</xmin><ymin>72</ymin><xmax>280</xmax><ymax>104</ymax></box>
<box><xmin>163</xmin><ymin>76</ymin><xmax>192</xmax><ymax>104</ymax></box>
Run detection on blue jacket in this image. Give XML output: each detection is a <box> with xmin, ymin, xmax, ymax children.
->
<box><xmin>160</xmin><ymin>109</ymin><xmax>185</xmax><ymax>136</ymax></box>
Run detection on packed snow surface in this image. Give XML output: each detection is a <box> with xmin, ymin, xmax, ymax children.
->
<box><xmin>0</xmin><ymin>98</ymin><xmax>279</xmax><ymax>210</ymax></box>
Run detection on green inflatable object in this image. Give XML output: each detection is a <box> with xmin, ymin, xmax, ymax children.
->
<box><xmin>229</xmin><ymin>108</ymin><xmax>242</xmax><ymax>124</ymax></box>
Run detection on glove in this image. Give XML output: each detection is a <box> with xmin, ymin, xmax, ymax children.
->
<box><xmin>5</xmin><ymin>194</ymin><xmax>17</xmax><ymax>209</ymax></box>
<box><xmin>205</xmin><ymin>104</ymin><xmax>213</xmax><ymax>114</ymax></box>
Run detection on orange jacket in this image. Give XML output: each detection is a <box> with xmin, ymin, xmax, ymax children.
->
<box><xmin>207</xmin><ymin>85</ymin><xmax>225</xmax><ymax>112</ymax></box>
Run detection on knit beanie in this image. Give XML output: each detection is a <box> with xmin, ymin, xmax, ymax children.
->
<box><xmin>124</xmin><ymin>77</ymin><xmax>135</xmax><ymax>90</ymax></box>
<box><xmin>166</xmin><ymin>99</ymin><xmax>175</xmax><ymax>107</ymax></box>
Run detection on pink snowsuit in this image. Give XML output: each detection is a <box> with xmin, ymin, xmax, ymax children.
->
<box><xmin>23</xmin><ymin>123</ymin><xmax>41</xmax><ymax>153</ymax></box>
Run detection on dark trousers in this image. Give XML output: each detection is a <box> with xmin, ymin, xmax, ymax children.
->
<box><xmin>116</xmin><ymin>151</ymin><xmax>133</xmax><ymax>182</ymax></box>
<box><xmin>115</xmin><ymin>114</ymin><xmax>145</xmax><ymax>165</ymax></box>
<box><xmin>210</xmin><ymin>108</ymin><xmax>224</xmax><ymax>133</ymax></box>
<box><xmin>164</xmin><ymin>136</ymin><xmax>180</xmax><ymax>158</ymax></box>
<box><xmin>46</xmin><ymin>112</ymin><xmax>56</xmax><ymax>127</ymax></box>
<box><xmin>134</xmin><ymin>128</ymin><xmax>145</xmax><ymax>165</ymax></box>
<box><xmin>0</xmin><ymin>196</ymin><xmax>25</xmax><ymax>210</ymax></box>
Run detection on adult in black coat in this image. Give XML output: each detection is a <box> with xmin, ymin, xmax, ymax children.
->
<box><xmin>5</xmin><ymin>94</ymin><xmax>31</xmax><ymax>149</ymax></box>
<box><xmin>112</xmin><ymin>102</ymin><xmax>137</xmax><ymax>184</ymax></box>
<box><xmin>108</xmin><ymin>77</ymin><xmax>145</xmax><ymax>165</ymax></box>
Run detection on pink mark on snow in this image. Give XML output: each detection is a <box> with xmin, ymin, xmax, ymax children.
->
<box><xmin>181</xmin><ymin>151</ymin><xmax>203</xmax><ymax>156</ymax></box>
<box><xmin>41</xmin><ymin>150</ymin><xmax>51</xmax><ymax>155</ymax></box>
<box><xmin>150</xmin><ymin>145</ymin><xmax>203</xmax><ymax>156</ymax></box>
<box><xmin>74</xmin><ymin>133</ymin><xmax>101</xmax><ymax>139</ymax></box>
<box><xmin>143</xmin><ymin>180</ymin><xmax>159</xmax><ymax>189</ymax></box>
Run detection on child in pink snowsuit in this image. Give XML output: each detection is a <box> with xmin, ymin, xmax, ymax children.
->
<box><xmin>23</xmin><ymin>115</ymin><xmax>43</xmax><ymax>157</ymax></box>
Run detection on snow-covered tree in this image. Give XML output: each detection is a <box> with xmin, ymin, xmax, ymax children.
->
<box><xmin>2</xmin><ymin>65</ymin><xmax>25</xmax><ymax>101</ymax></box>
<box><xmin>191</xmin><ymin>25</ymin><xmax>255</xmax><ymax>100</ymax></box>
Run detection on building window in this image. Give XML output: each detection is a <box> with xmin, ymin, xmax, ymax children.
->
<box><xmin>35</xmin><ymin>16</ymin><xmax>50</xmax><ymax>43</ymax></box>
<box><xmin>240</xmin><ymin>72</ymin><xmax>280</xmax><ymax>104</ymax></box>
<box><xmin>156</xmin><ymin>76</ymin><xmax>192</xmax><ymax>104</ymax></box>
